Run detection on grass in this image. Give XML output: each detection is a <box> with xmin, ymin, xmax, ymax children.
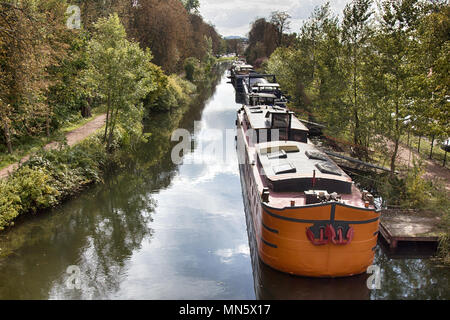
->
<box><xmin>0</xmin><ymin>107</ymin><xmax>106</xmax><ymax>171</ymax></box>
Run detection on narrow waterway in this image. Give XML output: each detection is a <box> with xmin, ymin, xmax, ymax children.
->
<box><xmin>0</xmin><ymin>67</ymin><xmax>448</xmax><ymax>299</ymax></box>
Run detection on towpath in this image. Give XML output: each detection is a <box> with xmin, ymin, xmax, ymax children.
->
<box><xmin>388</xmin><ymin>140</ymin><xmax>450</xmax><ymax>192</ymax></box>
<box><xmin>0</xmin><ymin>114</ymin><xmax>106</xmax><ymax>180</ymax></box>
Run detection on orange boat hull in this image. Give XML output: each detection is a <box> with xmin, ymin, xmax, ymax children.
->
<box><xmin>238</xmin><ymin>153</ymin><xmax>380</xmax><ymax>278</ymax></box>
<box><xmin>257</xmin><ymin>203</ymin><xmax>379</xmax><ymax>277</ymax></box>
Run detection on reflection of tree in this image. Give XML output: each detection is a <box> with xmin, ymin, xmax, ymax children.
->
<box><xmin>0</xmin><ymin>66</ymin><xmax>226</xmax><ymax>299</ymax></box>
<box><xmin>371</xmin><ymin>246</ymin><xmax>450</xmax><ymax>300</ymax></box>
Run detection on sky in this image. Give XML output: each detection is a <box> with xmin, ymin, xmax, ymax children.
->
<box><xmin>199</xmin><ymin>0</ymin><xmax>350</xmax><ymax>37</ymax></box>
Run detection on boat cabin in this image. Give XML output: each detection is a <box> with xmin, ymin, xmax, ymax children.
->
<box><xmin>256</xmin><ymin>141</ymin><xmax>353</xmax><ymax>195</ymax></box>
<box><xmin>251</xmin><ymin>83</ymin><xmax>281</xmax><ymax>93</ymax></box>
<box><xmin>241</xmin><ymin>105</ymin><xmax>309</xmax><ymax>144</ymax></box>
<box><xmin>248</xmin><ymin>93</ymin><xmax>278</xmax><ymax>106</ymax></box>
<box><xmin>235</xmin><ymin>64</ymin><xmax>254</xmax><ymax>75</ymax></box>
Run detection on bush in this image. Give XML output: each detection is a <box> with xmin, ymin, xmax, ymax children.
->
<box><xmin>0</xmin><ymin>133</ymin><xmax>115</xmax><ymax>231</ymax></box>
<box><xmin>149</xmin><ymin>74</ymin><xmax>196</xmax><ymax>112</ymax></box>
<box><xmin>184</xmin><ymin>57</ymin><xmax>202</xmax><ymax>81</ymax></box>
<box><xmin>0</xmin><ymin>167</ymin><xmax>59</xmax><ymax>230</ymax></box>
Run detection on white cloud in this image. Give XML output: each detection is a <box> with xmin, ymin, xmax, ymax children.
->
<box><xmin>199</xmin><ymin>0</ymin><xmax>349</xmax><ymax>37</ymax></box>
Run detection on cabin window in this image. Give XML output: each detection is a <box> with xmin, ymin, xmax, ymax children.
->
<box><xmin>293</xmin><ymin>131</ymin><xmax>307</xmax><ymax>143</ymax></box>
<box><xmin>272</xmin><ymin>113</ymin><xmax>291</xmax><ymax>128</ymax></box>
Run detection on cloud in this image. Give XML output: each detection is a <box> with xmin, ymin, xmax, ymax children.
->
<box><xmin>199</xmin><ymin>0</ymin><xmax>349</xmax><ymax>37</ymax></box>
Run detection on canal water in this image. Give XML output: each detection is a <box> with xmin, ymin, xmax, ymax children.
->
<box><xmin>0</xmin><ymin>67</ymin><xmax>448</xmax><ymax>299</ymax></box>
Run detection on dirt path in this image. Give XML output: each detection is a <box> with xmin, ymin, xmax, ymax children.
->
<box><xmin>0</xmin><ymin>114</ymin><xmax>106</xmax><ymax>180</ymax></box>
<box><xmin>393</xmin><ymin>141</ymin><xmax>450</xmax><ymax>192</ymax></box>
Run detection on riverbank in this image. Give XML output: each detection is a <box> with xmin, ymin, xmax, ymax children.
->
<box><xmin>317</xmin><ymin>133</ymin><xmax>449</xmax><ymax>264</ymax></box>
<box><xmin>0</xmin><ymin>114</ymin><xmax>107</xmax><ymax>180</ymax></box>
<box><xmin>0</xmin><ymin>63</ymin><xmax>226</xmax><ymax>233</ymax></box>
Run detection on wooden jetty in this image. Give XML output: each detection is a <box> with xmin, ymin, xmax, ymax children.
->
<box><xmin>379</xmin><ymin>209</ymin><xmax>442</xmax><ymax>249</ymax></box>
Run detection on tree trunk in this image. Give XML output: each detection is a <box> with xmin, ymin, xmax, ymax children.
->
<box><xmin>429</xmin><ymin>135</ymin><xmax>434</xmax><ymax>159</ymax></box>
<box><xmin>104</xmin><ymin>93</ymin><xmax>111</xmax><ymax>142</ymax></box>
<box><xmin>2</xmin><ymin>116</ymin><xmax>13</xmax><ymax>154</ymax></box>
<box><xmin>107</xmin><ymin>106</ymin><xmax>120</xmax><ymax>152</ymax></box>
<box><xmin>81</xmin><ymin>104</ymin><xmax>92</xmax><ymax>118</ymax></box>
<box><xmin>418</xmin><ymin>136</ymin><xmax>421</xmax><ymax>153</ymax></box>
<box><xmin>390</xmin><ymin>137</ymin><xmax>399</xmax><ymax>174</ymax></box>
<box><xmin>46</xmin><ymin>113</ymin><xmax>50</xmax><ymax>137</ymax></box>
<box><xmin>390</xmin><ymin>99</ymin><xmax>400</xmax><ymax>174</ymax></box>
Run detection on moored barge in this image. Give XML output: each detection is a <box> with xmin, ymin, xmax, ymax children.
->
<box><xmin>236</xmin><ymin>104</ymin><xmax>380</xmax><ymax>277</ymax></box>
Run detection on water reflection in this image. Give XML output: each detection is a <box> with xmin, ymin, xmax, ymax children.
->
<box><xmin>0</xmin><ymin>65</ymin><xmax>255</xmax><ymax>299</ymax></box>
<box><xmin>0</xmin><ymin>66</ymin><xmax>448</xmax><ymax>300</ymax></box>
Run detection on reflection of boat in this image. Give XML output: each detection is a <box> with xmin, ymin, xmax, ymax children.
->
<box><xmin>236</xmin><ymin>103</ymin><xmax>380</xmax><ymax>277</ymax></box>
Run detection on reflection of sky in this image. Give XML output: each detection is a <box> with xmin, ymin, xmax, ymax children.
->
<box><xmin>111</xmin><ymin>75</ymin><xmax>255</xmax><ymax>299</ymax></box>
<box><xmin>199</xmin><ymin>0</ymin><xmax>349</xmax><ymax>37</ymax></box>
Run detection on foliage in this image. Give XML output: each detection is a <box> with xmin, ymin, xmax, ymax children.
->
<box><xmin>130</xmin><ymin>0</ymin><xmax>223</xmax><ymax>73</ymax></box>
<box><xmin>184</xmin><ymin>57</ymin><xmax>202</xmax><ymax>82</ymax></box>
<box><xmin>265</xmin><ymin>0</ymin><xmax>448</xmax><ymax>172</ymax></box>
<box><xmin>0</xmin><ymin>130</ymin><xmax>126</xmax><ymax>231</ymax></box>
<box><xmin>374</xmin><ymin>159</ymin><xmax>450</xmax><ymax>217</ymax></box>
<box><xmin>149</xmin><ymin>74</ymin><xmax>196</xmax><ymax>112</ymax></box>
<box><xmin>245</xmin><ymin>18</ymin><xmax>279</xmax><ymax>65</ymax></box>
<box><xmin>83</xmin><ymin>14</ymin><xmax>156</xmax><ymax>151</ymax></box>
<box><xmin>181</xmin><ymin>0</ymin><xmax>200</xmax><ymax>14</ymax></box>
<box><xmin>0</xmin><ymin>0</ymin><xmax>70</xmax><ymax>153</ymax></box>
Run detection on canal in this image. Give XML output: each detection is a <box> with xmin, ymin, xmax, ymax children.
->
<box><xmin>0</xmin><ymin>67</ymin><xmax>448</xmax><ymax>299</ymax></box>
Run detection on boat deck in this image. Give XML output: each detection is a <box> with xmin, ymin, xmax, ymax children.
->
<box><xmin>265</xmin><ymin>183</ymin><xmax>369</xmax><ymax>209</ymax></box>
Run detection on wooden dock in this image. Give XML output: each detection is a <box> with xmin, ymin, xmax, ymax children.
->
<box><xmin>379</xmin><ymin>209</ymin><xmax>442</xmax><ymax>249</ymax></box>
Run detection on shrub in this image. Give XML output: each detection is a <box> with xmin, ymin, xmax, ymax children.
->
<box><xmin>184</xmin><ymin>57</ymin><xmax>201</xmax><ymax>81</ymax></box>
<box><xmin>0</xmin><ymin>133</ymin><xmax>114</xmax><ymax>231</ymax></box>
<box><xmin>0</xmin><ymin>167</ymin><xmax>59</xmax><ymax>230</ymax></box>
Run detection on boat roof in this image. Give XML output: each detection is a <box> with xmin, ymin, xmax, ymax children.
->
<box><xmin>248</xmin><ymin>92</ymin><xmax>277</xmax><ymax>99</ymax></box>
<box><xmin>255</xmin><ymin>83</ymin><xmax>280</xmax><ymax>88</ymax></box>
<box><xmin>244</xmin><ymin>105</ymin><xmax>309</xmax><ymax>132</ymax></box>
<box><xmin>238</xmin><ymin>64</ymin><xmax>254</xmax><ymax>69</ymax></box>
<box><xmin>256</xmin><ymin>141</ymin><xmax>353</xmax><ymax>192</ymax></box>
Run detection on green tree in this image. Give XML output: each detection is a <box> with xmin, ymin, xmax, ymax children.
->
<box><xmin>370</xmin><ymin>0</ymin><xmax>423</xmax><ymax>173</ymax></box>
<box><xmin>410</xmin><ymin>1</ymin><xmax>449</xmax><ymax>157</ymax></box>
<box><xmin>341</xmin><ymin>0</ymin><xmax>374</xmax><ymax>159</ymax></box>
<box><xmin>182</xmin><ymin>0</ymin><xmax>200</xmax><ymax>14</ymax></box>
<box><xmin>83</xmin><ymin>14</ymin><xmax>156</xmax><ymax>151</ymax></box>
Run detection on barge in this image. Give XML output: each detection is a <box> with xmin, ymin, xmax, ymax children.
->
<box><xmin>236</xmin><ymin>104</ymin><xmax>380</xmax><ymax>277</ymax></box>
